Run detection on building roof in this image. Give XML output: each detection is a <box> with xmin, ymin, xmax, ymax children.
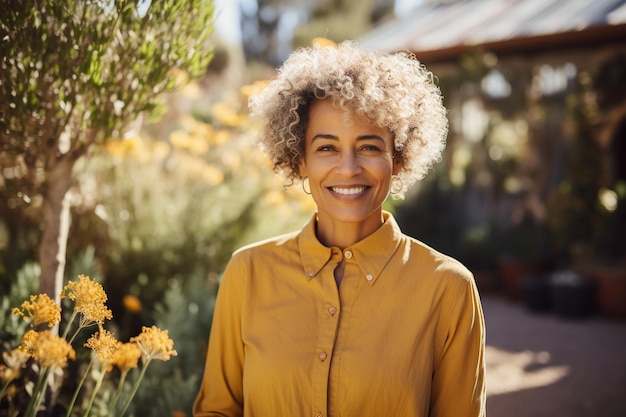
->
<box><xmin>360</xmin><ymin>0</ymin><xmax>626</xmax><ymax>62</ymax></box>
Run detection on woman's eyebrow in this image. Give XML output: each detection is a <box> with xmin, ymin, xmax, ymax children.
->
<box><xmin>357</xmin><ymin>135</ymin><xmax>385</xmax><ymax>142</ymax></box>
<box><xmin>310</xmin><ymin>134</ymin><xmax>386</xmax><ymax>142</ymax></box>
<box><xmin>311</xmin><ymin>133</ymin><xmax>338</xmax><ymax>142</ymax></box>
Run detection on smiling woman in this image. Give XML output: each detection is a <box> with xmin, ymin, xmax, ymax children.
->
<box><xmin>193</xmin><ymin>41</ymin><xmax>486</xmax><ymax>417</ymax></box>
<box><xmin>301</xmin><ymin>99</ymin><xmax>398</xmax><ymax>250</ymax></box>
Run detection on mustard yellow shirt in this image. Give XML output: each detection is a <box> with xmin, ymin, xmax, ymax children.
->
<box><xmin>194</xmin><ymin>212</ymin><xmax>486</xmax><ymax>417</ymax></box>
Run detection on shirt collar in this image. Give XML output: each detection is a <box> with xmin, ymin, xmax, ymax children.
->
<box><xmin>298</xmin><ymin>211</ymin><xmax>404</xmax><ymax>285</ymax></box>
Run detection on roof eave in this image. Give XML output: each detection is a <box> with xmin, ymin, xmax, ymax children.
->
<box><xmin>410</xmin><ymin>23</ymin><xmax>626</xmax><ymax>64</ymax></box>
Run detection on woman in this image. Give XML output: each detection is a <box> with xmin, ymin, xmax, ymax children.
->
<box><xmin>194</xmin><ymin>41</ymin><xmax>485</xmax><ymax>417</ymax></box>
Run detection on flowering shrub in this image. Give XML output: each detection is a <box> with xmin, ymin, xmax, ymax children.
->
<box><xmin>0</xmin><ymin>274</ymin><xmax>176</xmax><ymax>417</ymax></box>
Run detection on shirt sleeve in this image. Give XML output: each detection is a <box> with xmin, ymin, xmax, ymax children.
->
<box><xmin>429</xmin><ymin>267</ymin><xmax>486</xmax><ymax>417</ymax></box>
<box><xmin>193</xmin><ymin>255</ymin><xmax>246</xmax><ymax>417</ymax></box>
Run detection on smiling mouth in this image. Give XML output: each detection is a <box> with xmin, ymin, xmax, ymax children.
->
<box><xmin>330</xmin><ymin>186</ymin><xmax>367</xmax><ymax>196</ymax></box>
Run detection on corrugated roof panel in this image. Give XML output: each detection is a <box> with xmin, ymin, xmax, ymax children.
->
<box><xmin>470</xmin><ymin>0</ymin><xmax>561</xmax><ymax>43</ymax></box>
<box><xmin>608</xmin><ymin>2</ymin><xmax>626</xmax><ymax>23</ymax></box>
<box><xmin>524</xmin><ymin>0</ymin><xmax>605</xmax><ymax>34</ymax></box>
<box><xmin>360</xmin><ymin>0</ymin><xmax>626</xmax><ymax>55</ymax></box>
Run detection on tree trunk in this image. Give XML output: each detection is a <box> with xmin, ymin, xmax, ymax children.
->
<box><xmin>38</xmin><ymin>156</ymin><xmax>76</xmax><ymax>306</ymax></box>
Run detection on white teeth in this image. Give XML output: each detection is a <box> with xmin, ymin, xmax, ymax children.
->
<box><xmin>332</xmin><ymin>187</ymin><xmax>366</xmax><ymax>195</ymax></box>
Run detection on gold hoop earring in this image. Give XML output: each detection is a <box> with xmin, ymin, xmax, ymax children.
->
<box><xmin>390</xmin><ymin>175</ymin><xmax>404</xmax><ymax>195</ymax></box>
<box><xmin>302</xmin><ymin>176</ymin><xmax>311</xmax><ymax>195</ymax></box>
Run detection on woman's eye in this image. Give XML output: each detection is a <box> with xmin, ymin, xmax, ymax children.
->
<box><xmin>317</xmin><ymin>145</ymin><xmax>336</xmax><ymax>152</ymax></box>
<box><xmin>360</xmin><ymin>145</ymin><xmax>382</xmax><ymax>152</ymax></box>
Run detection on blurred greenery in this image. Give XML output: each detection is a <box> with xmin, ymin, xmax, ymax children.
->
<box><xmin>2</xmin><ymin>1</ymin><xmax>626</xmax><ymax>412</ymax></box>
<box><xmin>0</xmin><ymin>70</ymin><xmax>313</xmax><ymax>416</ymax></box>
<box><xmin>0</xmin><ymin>0</ymin><xmax>216</xmax><ymax>303</ymax></box>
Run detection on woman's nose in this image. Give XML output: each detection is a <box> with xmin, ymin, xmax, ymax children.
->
<box><xmin>335</xmin><ymin>151</ymin><xmax>362</xmax><ymax>176</ymax></box>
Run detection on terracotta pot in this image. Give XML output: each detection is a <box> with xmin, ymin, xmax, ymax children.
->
<box><xmin>498</xmin><ymin>257</ymin><xmax>550</xmax><ymax>300</ymax></box>
<box><xmin>589</xmin><ymin>267</ymin><xmax>626</xmax><ymax>319</ymax></box>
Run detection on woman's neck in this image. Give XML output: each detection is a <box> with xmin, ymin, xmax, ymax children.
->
<box><xmin>315</xmin><ymin>213</ymin><xmax>384</xmax><ymax>249</ymax></box>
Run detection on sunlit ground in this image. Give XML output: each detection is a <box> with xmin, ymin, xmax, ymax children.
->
<box><xmin>486</xmin><ymin>346</ymin><xmax>569</xmax><ymax>396</ymax></box>
<box><xmin>482</xmin><ymin>295</ymin><xmax>626</xmax><ymax>417</ymax></box>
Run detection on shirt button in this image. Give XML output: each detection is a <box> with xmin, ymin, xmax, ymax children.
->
<box><xmin>307</xmin><ymin>271</ymin><xmax>315</xmax><ymax>277</ymax></box>
<box><xmin>344</xmin><ymin>250</ymin><xmax>353</xmax><ymax>259</ymax></box>
<box><xmin>328</xmin><ymin>306</ymin><xmax>337</xmax><ymax>315</ymax></box>
<box><xmin>315</xmin><ymin>414</ymin><xmax>323</xmax><ymax>417</ymax></box>
<box><xmin>366</xmin><ymin>274</ymin><xmax>373</xmax><ymax>281</ymax></box>
<box><xmin>319</xmin><ymin>352</ymin><xmax>327</xmax><ymax>361</ymax></box>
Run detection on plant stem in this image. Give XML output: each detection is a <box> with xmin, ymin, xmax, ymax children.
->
<box><xmin>65</xmin><ymin>358</ymin><xmax>94</xmax><ymax>417</ymax></box>
<box><xmin>117</xmin><ymin>359</ymin><xmax>151</xmax><ymax>417</ymax></box>
<box><xmin>61</xmin><ymin>311</ymin><xmax>78</xmax><ymax>340</ymax></box>
<box><xmin>0</xmin><ymin>379</ymin><xmax>11</xmax><ymax>400</ymax></box>
<box><xmin>24</xmin><ymin>365</ymin><xmax>51</xmax><ymax>417</ymax></box>
<box><xmin>109</xmin><ymin>370</ymin><xmax>128</xmax><ymax>415</ymax></box>
<box><xmin>82</xmin><ymin>364</ymin><xmax>107</xmax><ymax>417</ymax></box>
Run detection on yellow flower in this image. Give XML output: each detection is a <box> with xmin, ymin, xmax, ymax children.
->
<box><xmin>210</xmin><ymin>102</ymin><xmax>246</xmax><ymax>127</ymax></box>
<box><xmin>107</xmin><ymin>342</ymin><xmax>142</xmax><ymax>372</ymax></box>
<box><xmin>104</xmin><ymin>138</ymin><xmax>137</xmax><ymax>157</ymax></box>
<box><xmin>240</xmin><ymin>80</ymin><xmax>270</xmax><ymax>99</ymax></box>
<box><xmin>19</xmin><ymin>329</ymin><xmax>40</xmax><ymax>357</ymax></box>
<box><xmin>151</xmin><ymin>140</ymin><xmax>171</xmax><ymax>161</ymax></box>
<box><xmin>130</xmin><ymin>326</ymin><xmax>177</xmax><ymax>363</ymax></box>
<box><xmin>123</xmin><ymin>295</ymin><xmax>143</xmax><ymax>313</ymax></box>
<box><xmin>0</xmin><ymin>348</ymin><xmax>29</xmax><ymax>382</ymax></box>
<box><xmin>12</xmin><ymin>293</ymin><xmax>61</xmax><ymax>328</ymax></box>
<box><xmin>85</xmin><ymin>328</ymin><xmax>120</xmax><ymax>364</ymax></box>
<box><xmin>20</xmin><ymin>330</ymin><xmax>75</xmax><ymax>369</ymax></box>
<box><xmin>311</xmin><ymin>37</ymin><xmax>337</xmax><ymax>48</ymax></box>
<box><xmin>209</xmin><ymin>129</ymin><xmax>231</xmax><ymax>146</ymax></box>
<box><xmin>61</xmin><ymin>275</ymin><xmax>113</xmax><ymax>324</ymax></box>
<box><xmin>200</xmin><ymin>163</ymin><xmax>224</xmax><ymax>186</ymax></box>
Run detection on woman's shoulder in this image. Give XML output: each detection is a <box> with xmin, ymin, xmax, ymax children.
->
<box><xmin>231</xmin><ymin>229</ymin><xmax>301</xmax><ymax>261</ymax></box>
<box><xmin>403</xmin><ymin>234</ymin><xmax>474</xmax><ymax>282</ymax></box>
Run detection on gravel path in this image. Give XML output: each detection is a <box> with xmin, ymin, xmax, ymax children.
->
<box><xmin>482</xmin><ymin>295</ymin><xmax>626</xmax><ymax>417</ymax></box>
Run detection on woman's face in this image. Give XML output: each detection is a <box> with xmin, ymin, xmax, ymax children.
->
<box><xmin>299</xmin><ymin>99</ymin><xmax>400</xmax><ymax>230</ymax></box>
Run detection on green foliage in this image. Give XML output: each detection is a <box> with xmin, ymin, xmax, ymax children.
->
<box><xmin>0</xmin><ymin>0</ymin><xmax>215</xmax><ymax>159</ymax></box>
<box><xmin>0</xmin><ymin>0</ymin><xmax>216</xmax><ymax>302</ymax></box>
<box><xmin>130</xmin><ymin>271</ymin><xmax>217</xmax><ymax>417</ymax></box>
<box><xmin>0</xmin><ymin>263</ymin><xmax>40</xmax><ymax>345</ymax></box>
<box><xmin>546</xmin><ymin>67</ymin><xmax>612</xmax><ymax>266</ymax></box>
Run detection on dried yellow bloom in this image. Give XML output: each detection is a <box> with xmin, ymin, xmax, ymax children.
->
<box><xmin>240</xmin><ymin>80</ymin><xmax>270</xmax><ymax>99</ymax></box>
<box><xmin>107</xmin><ymin>342</ymin><xmax>142</xmax><ymax>372</ymax></box>
<box><xmin>0</xmin><ymin>348</ymin><xmax>29</xmax><ymax>382</ymax></box>
<box><xmin>12</xmin><ymin>293</ymin><xmax>61</xmax><ymax>328</ymax></box>
<box><xmin>61</xmin><ymin>275</ymin><xmax>113</xmax><ymax>324</ymax></box>
<box><xmin>311</xmin><ymin>37</ymin><xmax>337</xmax><ymax>48</ymax></box>
<box><xmin>84</xmin><ymin>328</ymin><xmax>120</xmax><ymax>364</ymax></box>
<box><xmin>123</xmin><ymin>295</ymin><xmax>142</xmax><ymax>313</ymax></box>
<box><xmin>210</xmin><ymin>102</ymin><xmax>246</xmax><ymax>128</ymax></box>
<box><xmin>130</xmin><ymin>326</ymin><xmax>177</xmax><ymax>362</ymax></box>
<box><xmin>19</xmin><ymin>330</ymin><xmax>75</xmax><ymax>369</ymax></box>
<box><xmin>19</xmin><ymin>329</ymin><xmax>40</xmax><ymax>357</ymax></box>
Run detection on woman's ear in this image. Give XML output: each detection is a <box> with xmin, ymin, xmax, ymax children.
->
<box><xmin>392</xmin><ymin>154</ymin><xmax>402</xmax><ymax>176</ymax></box>
<box><xmin>298</xmin><ymin>157</ymin><xmax>307</xmax><ymax>178</ymax></box>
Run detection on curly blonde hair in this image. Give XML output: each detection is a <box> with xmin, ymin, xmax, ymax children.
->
<box><xmin>249</xmin><ymin>41</ymin><xmax>448</xmax><ymax>199</ymax></box>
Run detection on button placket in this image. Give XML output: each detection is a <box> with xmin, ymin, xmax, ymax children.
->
<box><xmin>311</xmin><ymin>260</ymin><xmax>340</xmax><ymax>417</ymax></box>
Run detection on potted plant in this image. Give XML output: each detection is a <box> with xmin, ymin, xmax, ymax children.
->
<box><xmin>585</xmin><ymin>181</ymin><xmax>626</xmax><ymax>318</ymax></box>
<box><xmin>497</xmin><ymin>218</ymin><xmax>552</xmax><ymax>300</ymax></box>
<box><xmin>549</xmin><ymin>270</ymin><xmax>596</xmax><ymax>319</ymax></box>
<box><xmin>546</xmin><ymin>55</ymin><xmax>626</xmax><ymax>319</ymax></box>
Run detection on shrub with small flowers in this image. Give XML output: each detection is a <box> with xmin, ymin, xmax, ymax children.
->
<box><xmin>0</xmin><ymin>274</ymin><xmax>176</xmax><ymax>417</ymax></box>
